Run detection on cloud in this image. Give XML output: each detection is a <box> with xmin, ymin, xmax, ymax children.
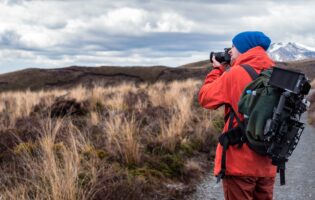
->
<box><xmin>0</xmin><ymin>30</ymin><xmax>22</xmax><ymax>47</ymax></box>
<box><xmin>0</xmin><ymin>0</ymin><xmax>314</xmax><ymax>73</ymax></box>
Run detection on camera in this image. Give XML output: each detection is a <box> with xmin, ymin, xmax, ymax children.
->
<box><xmin>263</xmin><ymin>67</ymin><xmax>311</xmax><ymax>165</ymax></box>
<box><xmin>210</xmin><ymin>48</ymin><xmax>231</xmax><ymax>64</ymax></box>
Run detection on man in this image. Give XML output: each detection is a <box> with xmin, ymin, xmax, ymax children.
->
<box><xmin>198</xmin><ymin>31</ymin><xmax>277</xmax><ymax>200</ymax></box>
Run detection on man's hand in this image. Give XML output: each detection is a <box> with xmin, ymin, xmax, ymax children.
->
<box><xmin>212</xmin><ymin>56</ymin><xmax>222</xmax><ymax>68</ymax></box>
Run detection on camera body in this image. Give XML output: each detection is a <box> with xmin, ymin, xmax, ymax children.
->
<box><xmin>210</xmin><ymin>48</ymin><xmax>231</xmax><ymax>64</ymax></box>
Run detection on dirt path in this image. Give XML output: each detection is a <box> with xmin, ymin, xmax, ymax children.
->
<box><xmin>187</xmin><ymin>105</ymin><xmax>315</xmax><ymax>200</ymax></box>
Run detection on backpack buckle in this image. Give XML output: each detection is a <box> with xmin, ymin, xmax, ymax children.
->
<box><xmin>237</xmin><ymin>136</ymin><xmax>246</xmax><ymax>149</ymax></box>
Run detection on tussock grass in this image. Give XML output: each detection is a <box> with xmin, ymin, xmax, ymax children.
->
<box><xmin>2</xmin><ymin>118</ymin><xmax>104</xmax><ymax>200</ymax></box>
<box><xmin>308</xmin><ymin>90</ymin><xmax>315</xmax><ymax>126</ymax></box>
<box><xmin>159</xmin><ymin>89</ymin><xmax>194</xmax><ymax>152</ymax></box>
<box><xmin>0</xmin><ymin>79</ymin><xmax>222</xmax><ymax>199</ymax></box>
<box><xmin>0</xmin><ymin>89</ymin><xmax>65</xmax><ymax>129</ymax></box>
<box><xmin>306</xmin><ymin>79</ymin><xmax>315</xmax><ymax>126</ymax></box>
<box><xmin>105</xmin><ymin>116</ymin><xmax>142</xmax><ymax>166</ymax></box>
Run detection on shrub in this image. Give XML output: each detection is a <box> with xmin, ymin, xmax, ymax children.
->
<box><xmin>0</xmin><ymin>79</ymin><xmax>221</xmax><ymax>199</ymax></box>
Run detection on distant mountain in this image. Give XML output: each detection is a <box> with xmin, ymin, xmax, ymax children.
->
<box><xmin>268</xmin><ymin>42</ymin><xmax>315</xmax><ymax>61</ymax></box>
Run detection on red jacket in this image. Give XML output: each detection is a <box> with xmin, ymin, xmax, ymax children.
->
<box><xmin>199</xmin><ymin>46</ymin><xmax>277</xmax><ymax>177</ymax></box>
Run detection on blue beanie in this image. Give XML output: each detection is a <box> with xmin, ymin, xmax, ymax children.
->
<box><xmin>232</xmin><ymin>31</ymin><xmax>271</xmax><ymax>53</ymax></box>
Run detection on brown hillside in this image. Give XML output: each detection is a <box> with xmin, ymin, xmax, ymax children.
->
<box><xmin>0</xmin><ymin>65</ymin><xmax>210</xmax><ymax>91</ymax></box>
<box><xmin>179</xmin><ymin>60</ymin><xmax>211</xmax><ymax>69</ymax></box>
<box><xmin>0</xmin><ymin>59</ymin><xmax>314</xmax><ymax>91</ymax></box>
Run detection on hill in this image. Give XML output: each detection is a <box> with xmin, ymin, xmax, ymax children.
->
<box><xmin>0</xmin><ymin>59</ymin><xmax>314</xmax><ymax>91</ymax></box>
<box><xmin>0</xmin><ymin>65</ymin><xmax>210</xmax><ymax>91</ymax></box>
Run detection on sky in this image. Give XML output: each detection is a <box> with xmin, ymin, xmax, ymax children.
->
<box><xmin>0</xmin><ymin>0</ymin><xmax>314</xmax><ymax>73</ymax></box>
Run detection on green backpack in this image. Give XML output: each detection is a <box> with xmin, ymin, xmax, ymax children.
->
<box><xmin>238</xmin><ymin>67</ymin><xmax>281</xmax><ymax>155</ymax></box>
<box><xmin>217</xmin><ymin>64</ymin><xmax>310</xmax><ymax>185</ymax></box>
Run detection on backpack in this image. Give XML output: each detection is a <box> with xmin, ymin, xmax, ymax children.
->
<box><xmin>217</xmin><ymin>64</ymin><xmax>311</xmax><ymax>185</ymax></box>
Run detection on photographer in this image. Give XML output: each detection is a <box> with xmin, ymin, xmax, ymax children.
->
<box><xmin>198</xmin><ymin>31</ymin><xmax>276</xmax><ymax>200</ymax></box>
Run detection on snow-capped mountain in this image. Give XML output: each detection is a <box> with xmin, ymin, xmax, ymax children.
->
<box><xmin>268</xmin><ymin>42</ymin><xmax>315</xmax><ymax>61</ymax></box>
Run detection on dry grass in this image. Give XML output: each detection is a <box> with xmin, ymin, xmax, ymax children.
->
<box><xmin>105</xmin><ymin>116</ymin><xmax>142</xmax><ymax>166</ymax></box>
<box><xmin>0</xmin><ymin>79</ymin><xmax>221</xmax><ymax>199</ymax></box>
<box><xmin>0</xmin><ymin>89</ymin><xmax>65</xmax><ymax>129</ymax></box>
<box><xmin>308</xmin><ymin>91</ymin><xmax>315</xmax><ymax>126</ymax></box>
<box><xmin>2</xmin><ymin>118</ymin><xmax>104</xmax><ymax>200</ymax></box>
<box><xmin>159</xmin><ymin>82</ymin><xmax>194</xmax><ymax>152</ymax></box>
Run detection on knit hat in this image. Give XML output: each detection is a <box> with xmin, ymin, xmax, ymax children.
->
<box><xmin>232</xmin><ymin>31</ymin><xmax>271</xmax><ymax>53</ymax></box>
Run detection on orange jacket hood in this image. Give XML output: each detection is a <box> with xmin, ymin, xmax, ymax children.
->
<box><xmin>232</xmin><ymin>46</ymin><xmax>275</xmax><ymax>70</ymax></box>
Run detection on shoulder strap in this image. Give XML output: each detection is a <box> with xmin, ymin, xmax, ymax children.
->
<box><xmin>225</xmin><ymin>64</ymin><xmax>258</xmax><ymax>126</ymax></box>
<box><xmin>227</xmin><ymin>64</ymin><xmax>259</xmax><ymax>130</ymax></box>
<box><xmin>240</xmin><ymin>64</ymin><xmax>259</xmax><ymax>80</ymax></box>
<box><xmin>217</xmin><ymin>64</ymin><xmax>260</xmax><ymax>183</ymax></box>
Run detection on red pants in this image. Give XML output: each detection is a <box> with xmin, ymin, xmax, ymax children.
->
<box><xmin>222</xmin><ymin>176</ymin><xmax>275</xmax><ymax>200</ymax></box>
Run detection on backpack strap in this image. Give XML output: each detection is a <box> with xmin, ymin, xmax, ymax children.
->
<box><xmin>240</xmin><ymin>64</ymin><xmax>259</xmax><ymax>80</ymax></box>
<box><xmin>226</xmin><ymin>64</ymin><xmax>258</xmax><ymax>138</ymax></box>
<box><xmin>217</xmin><ymin>106</ymin><xmax>246</xmax><ymax>183</ymax></box>
<box><xmin>217</xmin><ymin>64</ymin><xmax>259</xmax><ymax>183</ymax></box>
<box><xmin>223</xmin><ymin>64</ymin><xmax>258</xmax><ymax>127</ymax></box>
<box><xmin>217</xmin><ymin>108</ymin><xmax>246</xmax><ymax>182</ymax></box>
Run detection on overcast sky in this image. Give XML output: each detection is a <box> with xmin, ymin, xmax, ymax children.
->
<box><xmin>0</xmin><ymin>0</ymin><xmax>314</xmax><ymax>73</ymax></box>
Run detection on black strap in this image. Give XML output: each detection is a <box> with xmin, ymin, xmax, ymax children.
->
<box><xmin>217</xmin><ymin>125</ymin><xmax>245</xmax><ymax>183</ymax></box>
<box><xmin>231</xmin><ymin>107</ymin><xmax>245</xmax><ymax>132</ymax></box>
<box><xmin>217</xmin><ymin>135</ymin><xmax>229</xmax><ymax>183</ymax></box>
<box><xmin>276</xmin><ymin>162</ymin><xmax>286</xmax><ymax>185</ymax></box>
<box><xmin>217</xmin><ymin>106</ymin><xmax>246</xmax><ymax>182</ymax></box>
<box><xmin>228</xmin><ymin>107</ymin><xmax>235</xmax><ymax>130</ymax></box>
<box><xmin>224</xmin><ymin>112</ymin><xmax>230</xmax><ymax>123</ymax></box>
<box><xmin>217</xmin><ymin>64</ymin><xmax>258</xmax><ymax>183</ymax></box>
<box><xmin>241</xmin><ymin>64</ymin><xmax>259</xmax><ymax>80</ymax></box>
<box><xmin>227</xmin><ymin>64</ymin><xmax>258</xmax><ymax>132</ymax></box>
<box><xmin>227</xmin><ymin>105</ymin><xmax>246</xmax><ymax>140</ymax></box>
<box><xmin>280</xmin><ymin>168</ymin><xmax>285</xmax><ymax>185</ymax></box>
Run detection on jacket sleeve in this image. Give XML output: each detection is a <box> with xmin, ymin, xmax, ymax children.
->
<box><xmin>198</xmin><ymin>66</ymin><xmax>231</xmax><ymax>109</ymax></box>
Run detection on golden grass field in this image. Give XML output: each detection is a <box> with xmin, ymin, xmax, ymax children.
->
<box><xmin>0</xmin><ymin>79</ymin><xmax>223</xmax><ymax>200</ymax></box>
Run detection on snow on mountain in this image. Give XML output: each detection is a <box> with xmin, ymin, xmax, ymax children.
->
<box><xmin>268</xmin><ymin>42</ymin><xmax>315</xmax><ymax>62</ymax></box>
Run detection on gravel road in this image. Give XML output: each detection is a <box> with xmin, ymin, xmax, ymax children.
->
<box><xmin>187</xmin><ymin>100</ymin><xmax>315</xmax><ymax>200</ymax></box>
